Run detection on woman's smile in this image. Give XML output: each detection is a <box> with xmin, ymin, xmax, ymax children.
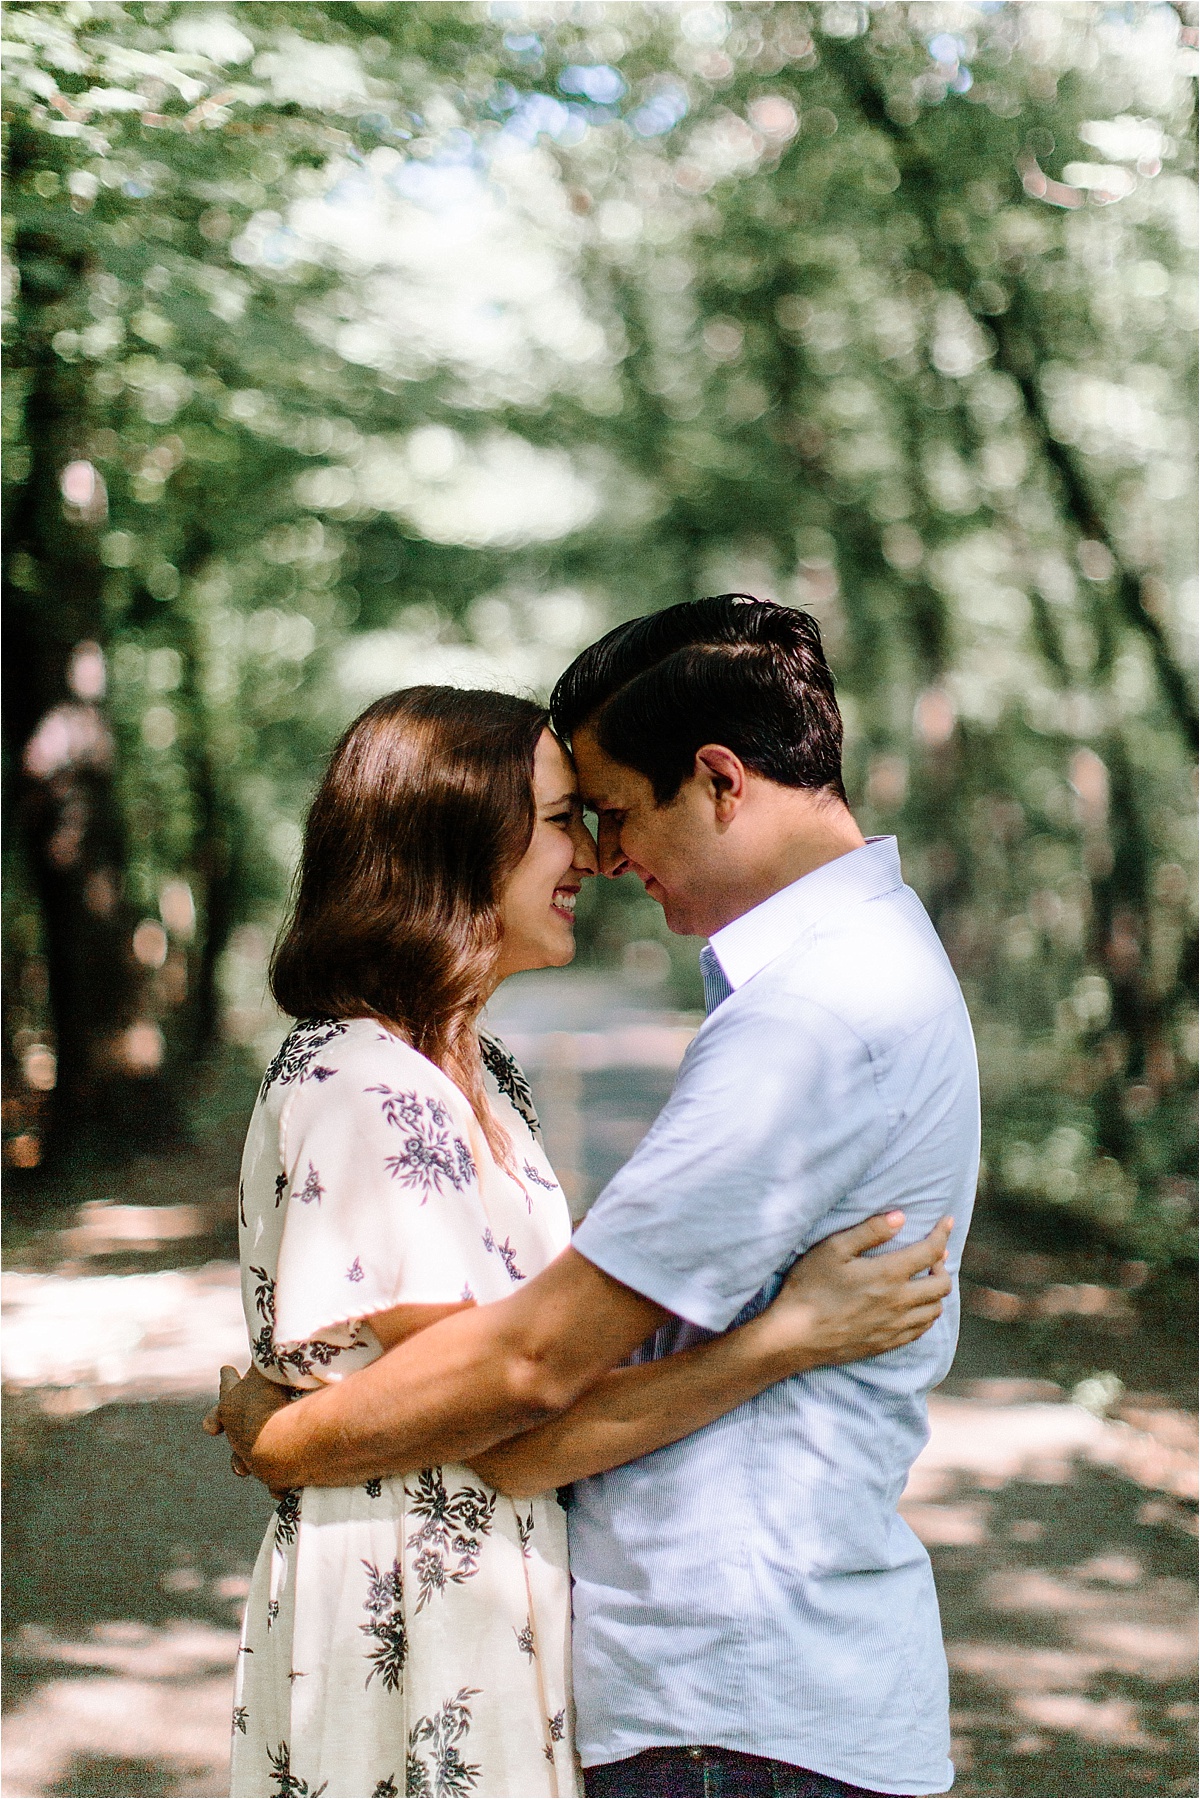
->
<box><xmin>551</xmin><ymin>885</ymin><xmax>579</xmax><ymax>921</ymax></box>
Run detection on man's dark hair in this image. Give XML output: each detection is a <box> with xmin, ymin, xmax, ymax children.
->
<box><xmin>550</xmin><ymin>594</ymin><xmax>847</xmax><ymax>805</ymax></box>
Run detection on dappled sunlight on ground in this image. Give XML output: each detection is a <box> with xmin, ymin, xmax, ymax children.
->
<box><xmin>4</xmin><ymin>1621</ymin><xmax>240</xmax><ymax>1798</ymax></box>
<box><xmin>3</xmin><ymin>1260</ymin><xmax>245</xmax><ymax>1413</ymax></box>
<box><xmin>2</xmin><ymin>1392</ymin><xmax>272</xmax><ymax>1799</ymax></box>
<box><xmin>4</xmin><ymin>1282</ymin><xmax>1194</xmax><ymax>1797</ymax></box>
<box><xmin>902</xmin><ymin>1391</ymin><xmax>1197</xmax><ymax>1797</ymax></box>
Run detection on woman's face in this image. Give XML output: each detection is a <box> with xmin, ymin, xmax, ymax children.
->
<box><xmin>493</xmin><ymin>730</ymin><xmax>598</xmax><ymax>984</ymax></box>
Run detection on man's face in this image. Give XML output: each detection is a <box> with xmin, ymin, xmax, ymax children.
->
<box><xmin>571</xmin><ymin>726</ymin><xmax>728</xmax><ymax>937</ymax></box>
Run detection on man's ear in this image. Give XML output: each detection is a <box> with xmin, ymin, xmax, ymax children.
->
<box><xmin>695</xmin><ymin>744</ymin><xmax>747</xmax><ymax>821</ymax></box>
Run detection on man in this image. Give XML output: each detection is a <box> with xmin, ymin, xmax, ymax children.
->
<box><xmin>217</xmin><ymin>596</ymin><xmax>979</xmax><ymax>1797</ymax></box>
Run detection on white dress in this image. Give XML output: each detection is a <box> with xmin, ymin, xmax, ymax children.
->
<box><xmin>229</xmin><ymin>1016</ymin><xmax>581</xmax><ymax>1799</ymax></box>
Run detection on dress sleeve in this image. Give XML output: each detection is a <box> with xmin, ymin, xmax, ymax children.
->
<box><xmin>270</xmin><ymin>1054</ymin><xmax>484</xmax><ymax>1349</ymax></box>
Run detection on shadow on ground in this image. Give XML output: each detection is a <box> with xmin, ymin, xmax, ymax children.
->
<box><xmin>44</xmin><ymin>1757</ymin><xmax>203</xmax><ymax>1799</ymax></box>
<box><xmin>3</xmin><ymin>1399</ymin><xmax>272</xmax><ymax>1797</ymax></box>
<box><xmin>5</xmin><ymin>1393</ymin><xmax>1195</xmax><ymax>1797</ymax></box>
<box><xmin>926</xmin><ymin>1459</ymin><xmax>1196</xmax><ymax>1797</ymax></box>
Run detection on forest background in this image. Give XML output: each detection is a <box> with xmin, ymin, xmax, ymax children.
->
<box><xmin>3</xmin><ymin>0</ymin><xmax>1197</xmax><ymax>1284</ymax></box>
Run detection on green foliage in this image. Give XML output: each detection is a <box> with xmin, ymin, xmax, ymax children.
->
<box><xmin>2</xmin><ymin>2</ymin><xmax>1196</xmax><ymax>1260</ymax></box>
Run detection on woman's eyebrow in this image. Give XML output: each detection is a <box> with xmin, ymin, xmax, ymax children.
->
<box><xmin>540</xmin><ymin>791</ymin><xmax>581</xmax><ymax>809</ymax></box>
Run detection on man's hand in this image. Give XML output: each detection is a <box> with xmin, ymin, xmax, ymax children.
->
<box><xmin>750</xmin><ymin>1212</ymin><xmax>953</xmax><ymax>1377</ymax></box>
<box><xmin>202</xmin><ymin>1363</ymin><xmax>292</xmax><ymax>1485</ymax></box>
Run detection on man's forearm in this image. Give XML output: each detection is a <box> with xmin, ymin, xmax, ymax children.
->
<box><xmin>252</xmin><ymin>1313</ymin><xmax>554</xmax><ymax>1489</ymax></box>
<box><xmin>471</xmin><ymin>1310</ymin><xmax>807</xmax><ymax>1496</ymax></box>
<box><xmin>244</xmin><ymin>1247</ymin><xmax>666</xmax><ymax>1490</ymax></box>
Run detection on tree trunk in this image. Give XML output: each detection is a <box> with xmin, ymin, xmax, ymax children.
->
<box><xmin>3</xmin><ymin>227</ymin><xmax>180</xmax><ymax>1170</ymax></box>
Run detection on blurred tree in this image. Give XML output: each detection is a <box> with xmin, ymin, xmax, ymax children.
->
<box><xmin>2</xmin><ymin>0</ymin><xmax>497</xmax><ymax>1151</ymax></box>
<box><xmin>2</xmin><ymin>1</ymin><xmax>1196</xmax><ymax>1269</ymax></box>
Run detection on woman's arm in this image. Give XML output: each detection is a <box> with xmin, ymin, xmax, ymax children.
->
<box><xmin>472</xmin><ymin>1210</ymin><xmax>951</xmax><ymax>1495</ymax></box>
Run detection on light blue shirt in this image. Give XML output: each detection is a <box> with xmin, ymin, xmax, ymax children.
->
<box><xmin>569</xmin><ymin>838</ymin><xmax>980</xmax><ymax>1794</ymax></box>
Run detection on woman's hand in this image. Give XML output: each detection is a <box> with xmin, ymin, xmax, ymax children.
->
<box><xmin>203</xmin><ymin>1363</ymin><xmax>292</xmax><ymax>1486</ymax></box>
<box><xmin>748</xmin><ymin>1211</ymin><xmax>953</xmax><ymax>1379</ymax></box>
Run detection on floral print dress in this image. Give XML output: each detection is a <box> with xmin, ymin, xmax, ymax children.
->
<box><xmin>230</xmin><ymin>1017</ymin><xmax>580</xmax><ymax>1799</ymax></box>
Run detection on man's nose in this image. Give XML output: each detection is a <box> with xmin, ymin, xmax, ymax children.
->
<box><xmin>598</xmin><ymin>821</ymin><xmax>630</xmax><ymax>878</ymax></box>
<box><xmin>571</xmin><ymin>815</ymin><xmax>599</xmax><ymax>876</ymax></box>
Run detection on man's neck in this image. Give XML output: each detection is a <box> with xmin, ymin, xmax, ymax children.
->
<box><xmin>707</xmin><ymin>804</ymin><xmax>867</xmax><ymax>935</ymax></box>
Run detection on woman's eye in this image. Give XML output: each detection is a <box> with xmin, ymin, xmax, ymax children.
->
<box><xmin>548</xmin><ymin>811</ymin><xmax>573</xmax><ymax>826</ymax></box>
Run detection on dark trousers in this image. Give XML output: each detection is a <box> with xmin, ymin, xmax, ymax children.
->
<box><xmin>583</xmin><ymin>1746</ymin><xmax>888</xmax><ymax>1798</ymax></box>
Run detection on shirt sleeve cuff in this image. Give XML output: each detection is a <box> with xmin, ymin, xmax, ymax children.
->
<box><xmin>572</xmin><ymin>1216</ymin><xmax>742</xmax><ymax>1334</ymax></box>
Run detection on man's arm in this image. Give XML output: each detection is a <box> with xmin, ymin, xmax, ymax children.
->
<box><xmin>225</xmin><ymin>1247</ymin><xmax>666</xmax><ymax>1491</ymax></box>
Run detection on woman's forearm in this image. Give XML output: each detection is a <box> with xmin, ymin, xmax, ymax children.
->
<box><xmin>471</xmin><ymin>1312</ymin><xmax>805</xmax><ymax>1496</ymax></box>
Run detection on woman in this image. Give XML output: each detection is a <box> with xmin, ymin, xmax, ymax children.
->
<box><xmin>218</xmin><ymin>687</ymin><xmax>948</xmax><ymax>1799</ymax></box>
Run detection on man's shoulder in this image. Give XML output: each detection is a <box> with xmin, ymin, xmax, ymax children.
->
<box><xmin>732</xmin><ymin>883</ymin><xmax>967</xmax><ymax>1051</ymax></box>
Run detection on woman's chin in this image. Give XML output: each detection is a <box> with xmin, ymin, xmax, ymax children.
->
<box><xmin>507</xmin><ymin>932</ymin><xmax>576</xmax><ymax>976</ymax></box>
<box><xmin>544</xmin><ymin>923</ymin><xmax>577</xmax><ymax>967</ymax></box>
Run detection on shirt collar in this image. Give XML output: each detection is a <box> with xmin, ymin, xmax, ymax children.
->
<box><xmin>707</xmin><ymin>837</ymin><xmax>903</xmax><ymax>993</ymax></box>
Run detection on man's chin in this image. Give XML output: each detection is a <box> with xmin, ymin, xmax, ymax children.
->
<box><xmin>641</xmin><ymin>883</ymin><xmax>697</xmax><ymax>935</ymax></box>
<box><xmin>658</xmin><ymin>899</ymin><xmax>693</xmax><ymax>936</ymax></box>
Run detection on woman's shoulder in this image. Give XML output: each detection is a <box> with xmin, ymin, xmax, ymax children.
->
<box><xmin>478</xmin><ymin>1026</ymin><xmax>541</xmax><ymax>1139</ymax></box>
<box><xmin>259</xmin><ymin>1016</ymin><xmax>464</xmax><ymax>1112</ymax></box>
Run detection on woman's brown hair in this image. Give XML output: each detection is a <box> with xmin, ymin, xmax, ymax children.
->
<box><xmin>271</xmin><ymin>686</ymin><xmax>550</xmax><ymax>1161</ymax></box>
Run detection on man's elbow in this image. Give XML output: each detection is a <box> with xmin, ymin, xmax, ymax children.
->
<box><xmin>468</xmin><ymin>1446</ymin><xmax>543</xmax><ymax>1500</ymax></box>
<box><xmin>503</xmin><ymin>1347</ymin><xmax>579</xmax><ymax>1425</ymax></box>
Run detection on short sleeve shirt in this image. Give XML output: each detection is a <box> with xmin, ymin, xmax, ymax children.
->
<box><xmin>568</xmin><ymin>839</ymin><xmax>980</xmax><ymax>1795</ymax></box>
